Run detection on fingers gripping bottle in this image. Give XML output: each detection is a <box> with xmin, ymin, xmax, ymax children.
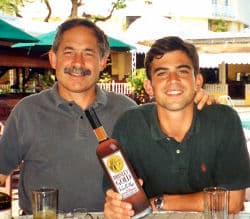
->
<box><xmin>85</xmin><ymin>107</ymin><xmax>152</xmax><ymax>219</ymax></box>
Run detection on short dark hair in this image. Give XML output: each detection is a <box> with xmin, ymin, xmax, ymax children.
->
<box><xmin>145</xmin><ymin>36</ymin><xmax>199</xmax><ymax>80</ymax></box>
<box><xmin>52</xmin><ymin>18</ymin><xmax>110</xmax><ymax>58</ymax></box>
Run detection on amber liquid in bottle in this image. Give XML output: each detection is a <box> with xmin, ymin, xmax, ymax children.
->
<box><xmin>85</xmin><ymin>107</ymin><xmax>152</xmax><ymax>219</ymax></box>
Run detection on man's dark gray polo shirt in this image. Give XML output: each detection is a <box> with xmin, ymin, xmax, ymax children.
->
<box><xmin>0</xmin><ymin>82</ymin><xmax>136</xmax><ymax>213</ymax></box>
<box><xmin>109</xmin><ymin>103</ymin><xmax>250</xmax><ymax>197</ymax></box>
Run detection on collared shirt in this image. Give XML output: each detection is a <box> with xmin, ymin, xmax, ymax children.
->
<box><xmin>0</xmin><ymin>82</ymin><xmax>136</xmax><ymax>213</ymax></box>
<box><xmin>109</xmin><ymin>103</ymin><xmax>250</xmax><ymax>198</ymax></box>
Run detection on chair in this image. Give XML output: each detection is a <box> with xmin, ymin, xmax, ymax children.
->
<box><xmin>0</xmin><ymin>168</ymin><xmax>20</xmax><ymax>197</ymax></box>
<box><xmin>218</xmin><ymin>95</ymin><xmax>234</xmax><ymax>107</ymax></box>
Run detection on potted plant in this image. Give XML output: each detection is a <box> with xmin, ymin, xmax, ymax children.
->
<box><xmin>127</xmin><ymin>68</ymin><xmax>149</xmax><ymax>104</ymax></box>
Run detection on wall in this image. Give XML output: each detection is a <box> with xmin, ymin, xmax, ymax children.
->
<box><xmin>110</xmin><ymin>52</ymin><xmax>132</xmax><ymax>81</ymax></box>
<box><xmin>227</xmin><ymin>64</ymin><xmax>250</xmax><ymax>81</ymax></box>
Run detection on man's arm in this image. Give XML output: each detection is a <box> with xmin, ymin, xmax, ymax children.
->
<box><xmin>104</xmin><ymin>189</ymin><xmax>245</xmax><ymax>219</ymax></box>
<box><xmin>0</xmin><ymin>173</ymin><xmax>7</xmax><ymax>186</ymax></box>
<box><xmin>150</xmin><ymin>189</ymin><xmax>245</xmax><ymax>214</ymax></box>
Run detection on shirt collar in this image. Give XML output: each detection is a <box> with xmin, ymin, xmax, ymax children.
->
<box><xmin>150</xmin><ymin>104</ymin><xmax>201</xmax><ymax>141</ymax></box>
<box><xmin>150</xmin><ymin>104</ymin><xmax>166</xmax><ymax>141</ymax></box>
<box><xmin>51</xmin><ymin>82</ymin><xmax>108</xmax><ymax>108</ymax></box>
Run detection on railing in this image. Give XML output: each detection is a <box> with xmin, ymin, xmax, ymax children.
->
<box><xmin>204</xmin><ymin>84</ymin><xmax>228</xmax><ymax>99</ymax></box>
<box><xmin>97</xmin><ymin>81</ymin><xmax>150</xmax><ymax>104</ymax></box>
<box><xmin>98</xmin><ymin>80</ymin><xmax>133</xmax><ymax>95</ymax></box>
<box><xmin>99</xmin><ymin>82</ymin><xmax>230</xmax><ymax>97</ymax></box>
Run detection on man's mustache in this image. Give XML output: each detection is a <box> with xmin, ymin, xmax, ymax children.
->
<box><xmin>64</xmin><ymin>67</ymin><xmax>91</xmax><ymax>76</ymax></box>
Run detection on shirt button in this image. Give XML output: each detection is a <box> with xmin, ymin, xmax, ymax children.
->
<box><xmin>166</xmin><ymin>137</ymin><xmax>170</xmax><ymax>141</ymax></box>
<box><xmin>176</xmin><ymin>149</ymin><xmax>181</xmax><ymax>154</ymax></box>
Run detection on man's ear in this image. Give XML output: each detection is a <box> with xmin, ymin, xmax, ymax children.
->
<box><xmin>48</xmin><ymin>50</ymin><xmax>56</xmax><ymax>69</ymax></box>
<box><xmin>195</xmin><ymin>73</ymin><xmax>204</xmax><ymax>91</ymax></box>
<box><xmin>100</xmin><ymin>56</ymin><xmax>108</xmax><ymax>71</ymax></box>
<box><xmin>144</xmin><ymin>79</ymin><xmax>154</xmax><ymax>97</ymax></box>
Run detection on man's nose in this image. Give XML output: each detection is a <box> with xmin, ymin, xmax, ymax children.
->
<box><xmin>168</xmin><ymin>71</ymin><xmax>180</xmax><ymax>81</ymax></box>
<box><xmin>72</xmin><ymin>53</ymin><xmax>84</xmax><ymax>67</ymax></box>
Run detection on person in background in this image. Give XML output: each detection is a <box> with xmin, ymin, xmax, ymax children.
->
<box><xmin>0</xmin><ymin>19</ymin><xmax>212</xmax><ymax>214</ymax></box>
<box><xmin>103</xmin><ymin>36</ymin><xmax>250</xmax><ymax>219</ymax></box>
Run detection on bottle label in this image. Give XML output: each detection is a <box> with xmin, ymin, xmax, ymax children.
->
<box><xmin>103</xmin><ymin>150</ymin><xmax>139</xmax><ymax>199</ymax></box>
<box><xmin>0</xmin><ymin>209</ymin><xmax>11</xmax><ymax>219</ymax></box>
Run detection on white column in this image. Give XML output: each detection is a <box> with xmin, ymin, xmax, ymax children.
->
<box><xmin>131</xmin><ymin>50</ymin><xmax>136</xmax><ymax>76</ymax></box>
<box><xmin>219</xmin><ymin>62</ymin><xmax>226</xmax><ymax>84</ymax></box>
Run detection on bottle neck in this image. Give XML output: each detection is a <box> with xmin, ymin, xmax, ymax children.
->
<box><xmin>85</xmin><ymin>107</ymin><xmax>109</xmax><ymax>142</ymax></box>
<box><xmin>93</xmin><ymin>126</ymin><xmax>109</xmax><ymax>143</ymax></box>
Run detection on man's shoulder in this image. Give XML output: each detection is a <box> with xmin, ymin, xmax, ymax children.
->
<box><xmin>105</xmin><ymin>91</ymin><xmax>137</xmax><ymax>111</ymax></box>
<box><xmin>203</xmin><ymin>103</ymin><xmax>237</xmax><ymax>115</ymax></box>
<box><xmin>20</xmin><ymin>88</ymin><xmax>52</xmax><ymax>102</ymax></box>
<box><xmin>106</xmin><ymin>91</ymin><xmax>135</xmax><ymax>103</ymax></box>
<box><xmin>13</xmin><ymin>89</ymin><xmax>54</xmax><ymax>111</ymax></box>
<box><xmin>200</xmin><ymin>104</ymin><xmax>240</xmax><ymax>123</ymax></box>
<box><xmin>113</xmin><ymin>103</ymin><xmax>156</xmax><ymax>134</ymax></box>
<box><xmin>120</xmin><ymin>102</ymin><xmax>156</xmax><ymax>118</ymax></box>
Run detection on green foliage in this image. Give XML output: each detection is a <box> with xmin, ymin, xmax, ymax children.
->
<box><xmin>39</xmin><ymin>71</ymin><xmax>55</xmax><ymax>87</ymax></box>
<box><xmin>127</xmin><ymin>68</ymin><xmax>146</xmax><ymax>94</ymax></box>
<box><xmin>99</xmin><ymin>72</ymin><xmax>112</xmax><ymax>83</ymax></box>
<box><xmin>209</xmin><ymin>19</ymin><xmax>229</xmax><ymax>32</ymax></box>
<box><xmin>0</xmin><ymin>0</ymin><xmax>129</xmax><ymax>22</ymax></box>
<box><xmin>144</xmin><ymin>1</ymin><xmax>152</xmax><ymax>5</ymax></box>
<box><xmin>112</xmin><ymin>0</ymin><xmax>127</xmax><ymax>9</ymax></box>
<box><xmin>0</xmin><ymin>0</ymin><xmax>27</xmax><ymax>16</ymax></box>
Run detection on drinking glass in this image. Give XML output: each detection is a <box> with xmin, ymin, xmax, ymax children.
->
<box><xmin>203</xmin><ymin>187</ymin><xmax>228</xmax><ymax>219</ymax></box>
<box><xmin>32</xmin><ymin>187</ymin><xmax>58</xmax><ymax>219</ymax></box>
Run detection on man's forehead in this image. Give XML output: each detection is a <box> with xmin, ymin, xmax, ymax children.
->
<box><xmin>152</xmin><ymin>51</ymin><xmax>193</xmax><ymax>66</ymax></box>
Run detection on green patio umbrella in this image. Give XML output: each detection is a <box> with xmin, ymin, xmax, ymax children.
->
<box><xmin>12</xmin><ymin>30</ymin><xmax>135</xmax><ymax>52</ymax></box>
<box><xmin>108</xmin><ymin>36</ymin><xmax>136</xmax><ymax>51</ymax></box>
<box><xmin>12</xmin><ymin>30</ymin><xmax>55</xmax><ymax>51</ymax></box>
<box><xmin>0</xmin><ymin>18</ymin><xmax>38</xmax><ymax>43</ymax></box>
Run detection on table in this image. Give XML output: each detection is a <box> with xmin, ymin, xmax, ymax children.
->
<box><xmin>14</xmin><ymin>211</ymin><xmax>250</xmax><ymax>219</ymax></box>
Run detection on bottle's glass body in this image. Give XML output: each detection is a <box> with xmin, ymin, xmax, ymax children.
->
<box><xmin>0</xmin><ymin>192</ymin><xmax>11</xmax><ymax>219</ymax></box>
<box><xmin>85</xmin><ymin>108</ymin><xmax>152</xmax><ymax>219</ymax></box>
<box><xmin>96</xmin><ymin>138</ymin><xmax>152</xmax><ymax>219</ymax></box>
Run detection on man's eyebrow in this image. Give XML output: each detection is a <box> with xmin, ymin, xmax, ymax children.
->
<box><xmin>63</xmin><ymin>47</ymin><xmax>95</xmax><ymax>52</ymax></box>
<box><xmin>176</xmin><ymin>64</ymin><xmax>193</xmax><ymax>69</ymax></box>
<box><xmin>153</xmin><ymin>65</ymin><xmax>192</xmax><ymax>73</ymax></box>
<box><xmin>153</xmin><ymin>67</ymin><xmax>169</xmax><ymax>73</ymax></box>
<box><xmin>63</xmin><ymin>46</ymin><xmax>74</xmax><ymax>50</ymax></box>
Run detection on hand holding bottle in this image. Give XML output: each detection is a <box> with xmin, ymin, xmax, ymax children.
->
<box><xmin>104</xmin><ymin>179</ymin><xmax>145</xmax><ymax>219</ymax></box>
<box><xmin>104</xmin><ymin>189</ymin><xmax>134</xmax><ymax>219</ymax></box>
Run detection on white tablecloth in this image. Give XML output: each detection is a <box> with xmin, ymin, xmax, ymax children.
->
<box><xmin>14</xmin><ymin>211</ymin><xmax>250</xmax><ymax>219</ymax></box>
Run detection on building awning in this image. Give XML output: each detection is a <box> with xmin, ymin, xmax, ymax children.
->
<box><xmin>199</xmin><ymin>53</ymin><xmax>250</xmax><ymax>68</ymax></box>
<box><xmin>0</xmin><ymin>18</ymin><xmax>38</xmax><ymax>43</ymax></box>
<box><xmin>12</xmin><ymin>31</ymin><xmax>136</xmax><ymax>52</ymax></box>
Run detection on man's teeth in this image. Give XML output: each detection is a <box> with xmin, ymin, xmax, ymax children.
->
<box><xmin>168</xmin><ymin>90</ymin><xmax>181</xmax><ymax>95</ymax></box>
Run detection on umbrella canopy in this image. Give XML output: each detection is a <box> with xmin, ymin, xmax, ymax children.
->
<box><xmin>12</xmin><ymin>31</ymin><xmax>55</xmax><ymax>51</ymax></box>
<box><xmin>124</xmin><ymin>16</ymin><xmax>186</xmax><ymax>45</ymax></box>
<box><xmin>0</xmin><ymin>18</ymin><xmax>38</xmax><ymax>43</ymax></box>
<box><xmin>12</xmin><ymin>30</ymin><xmax>135</xmax><ymax>52</ymax></box>
<box><xmin>108</xmin><ymin>36</ymin><xmax>135</xmax><ymax>51</ymax></box>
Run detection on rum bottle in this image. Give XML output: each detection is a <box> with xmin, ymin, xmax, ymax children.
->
<box><xmin>85</xmin><ymin>107</ymin><xmax>152</xmax><ymax>219</ymax></box>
